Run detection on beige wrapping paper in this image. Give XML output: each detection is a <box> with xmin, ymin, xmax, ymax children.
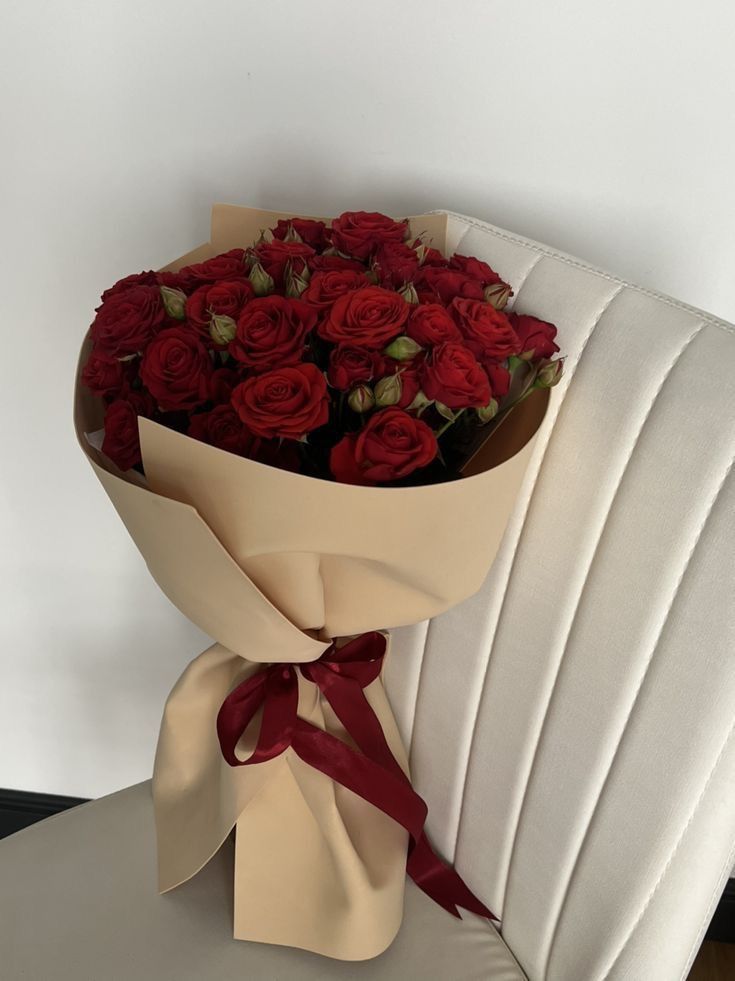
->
<box><xmin>73</xmin><ymin>205</ymin><xmax>548</xmax><ymax>960</ymax></box>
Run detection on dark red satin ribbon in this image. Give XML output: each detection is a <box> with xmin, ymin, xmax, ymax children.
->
<box><xmin>217</xmin><ymin>631</ymin><xmax>497</xmax><ymax>922</ymax></box>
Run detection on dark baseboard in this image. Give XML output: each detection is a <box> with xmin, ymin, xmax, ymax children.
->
<box><xmin>0</xmin><ymin>787</ymin><xmax>732</xmax><ymax>944</ymax></box>
<box><xmin>0</xmin><ymin>788</ymin><xmax>89</xmax><ymax>840</ymax></box>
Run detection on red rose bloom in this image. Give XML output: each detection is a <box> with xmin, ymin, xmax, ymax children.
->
<box><xmin>319</xmin><ymin>286</ymin><xmax>409</xmax><ymax>348</ymax></box>
<box><xmin>329</xmin><ymin>407</ymin><xmax>437</xmax><ymax>485</ymax></box>
<box><xmin>485</xmin><ymin>362</ymin><xmax>511</xmax><ymax>399</ymax></box>
<box><xmin>177</xmin><ymin>249</ymin><xmax>247</xmax><ymax>289</ymax></box>
<box><xmin>421</xmin><ymin>342</ymin><xmax>492</xmax><ymax>409</ymax></box>
<box><xmin>185</xmin><ymin>279</ymin><xmax>254</xmax><ymax>343</ymax></box>
<box><xmin>139</xmin><ymin>327</ymin><xmax>212</xmax><ymax>411</ymax></box>
<box><xmin>309</xmin><ymin>254</ymin><xmax>366</xmax><ymax>273</ymax></box>
<box><xmin>230</xmin><ymin>296</ymin><xmax>317</xmax><ymax>371</ymax></box>
<box><xmin>272</xmin><ymin>218</ymin><xmax>329</xmax><ymax>251</ymax></box>
<box><xmin>100</xmin><ymin>270</ymin><xmax>159</xmax><ymax>301</ymax></box>
<box><xmin>414</xmin><ymin>267</ymin><xmax>486</xmax><ymax>305</ymax></box>
<box><xmin>382</xmin><ymin>362</ymin><xmax>422</xmax><ymax>409</ymax></box>
<box><xmin>188</xmin><ymin>405</ymin><xmax>255</xmax><ymax>456</ymax></box>
<box><xmin>302</xmin><ymin>269</ymin><xmax>367</xmax><ymax>309</ymax></box>
<box><xmin>102</xmin><ymin>400</ymin><xmax>142</xmax><ymax>471</ymax></box>
<box><xmin>231</xmin><ymin>362</ymin><xmax>329</xmax><ymax>440</ymax></box>
<box><xmin>331</xmin><ymin>211</ymin><xmax>408</xmax><ymax>260</ymax></box>
<box><xmin>451</xmin><ymin>298</ymin><xmax>521</xmax><ymax>363</ymax></box>
<box><xmin>448</xmin><ymin>254</ymin><xmax>505</xmax><ymax>286</ymax></box>
<box><xmin>406</xmin><ymin>303</ymin><xmax>462</xmax><ymax>346</ymax></box>
<box><xmin>90</xmin><ymin>285</ymin><xmax>166</xmax><ymax>357</ymax></box>
<box><xmin>81</xmin><ymin>350</ymin><xmax>126</xmax><ymax>397</ymax></box>
<box><xmin>253</xmin><ymin>240</ymin><xmax>315</xmax><ymax>287</ymax></box>
<box><xmin>508</xmin><ymin>312</ymin><xmax>560</xmax><ymax>359</ymax></box>
<box><xmin>328</xmin><ymin>345</ymin><xmax>383</xmax><ymax>391</ymax></box>
<box><xmin>373</xmin><ymin>241</ymin><xmax>419</xmax><ymax>287</ymax></box>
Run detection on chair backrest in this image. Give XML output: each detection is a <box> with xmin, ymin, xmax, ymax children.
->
<box><xmin>385</xmin><ymin>212</ymin><xmax>735</xmax><ymax>981</ymax></box>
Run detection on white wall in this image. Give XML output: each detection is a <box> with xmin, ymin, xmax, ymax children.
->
<box><xmin>2</xmin><ymin>0</ymin><xmax>734</xmax><ymax>799</ymax></box>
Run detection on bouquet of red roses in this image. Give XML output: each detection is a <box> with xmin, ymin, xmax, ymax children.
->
<box><xmin>74</xmin><ymin>205</ymin><xmax>560</xmax><ymax>960</ymax></box>
<box><xmin>82</xmin><ymin>210</ymin><xmax>561</xmax><ymax>485</ymax></box>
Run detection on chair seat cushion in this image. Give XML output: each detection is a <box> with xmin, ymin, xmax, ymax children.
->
<box><xmin>0</xmin><ymin>781</ymin><xmax>525</xmax><ymax>980</ymax></box>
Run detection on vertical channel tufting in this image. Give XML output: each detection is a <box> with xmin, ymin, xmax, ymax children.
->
<box><xmin>448</xmin><ymin>280</ymin><xmax>624</xmax><ymax>881</ymax></box>
<box><xmin>582</xmin><ymin>459</ymin><xmax>735</xmax><ymax>981</ymax></box>
<box><xmin>495</xmin><ymin>322</ymin><xmax>706</xmax><ymax>974</ymax></box>
<box><xmin>542</xmin><ymin>452</ymin><xmax>732</xmax><ymax>980</ymax></box>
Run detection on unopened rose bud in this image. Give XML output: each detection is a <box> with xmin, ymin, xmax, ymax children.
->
<box><xmin>248</xmin><ymin>261</ymin><xmax>274</xmax><ymax>296</ymax></box>
<box><xmin>399</xmin><ymin>281</ymin><xmax>420</xmax><ymax>304</ymax></box>
<box><xmin>347</xmin><ymin>384</ymin><xmax>375</xmax><ymax>414</ymax></box>
<box><xmin>374</xmin><ymin>374</ymin><xmax>402</xmax><ymax>407</ymax></box>
<box><xmin>414</xmin><ymin>242</ymin><xmax>429</xmax><ymax>265</ymax></box>
<box><xmin>407</xmin><ymin>389</ymin><xmax>431</xmax><ymax>413</ymax></box>
<box><xmin>160</xmin><ymin>286</ymin><xmax>187</xmax><ymax>320</ymax></box>
<box><xmin>435</xmin><ymin>401</ymin><xmax>457</xmax><ymax>422</ymax></box>
<box><xmin>484</xmin><ymin>281</ymin><xmax>512</xmax><ymax>310</ymax></box>
<box><xmin>282</xmin><ymin>222</ymin><xmax>303</xmax><ymax>244</ymax></box>
<box><xmin>383</xmin><ymin>335</ymin><xmax>422</xmax><ymax>361</ymax></box>
<box><xmin>285</xmin><ymin>262</ymin><xmax>310</xmax><ymax>298</ymax></box>
<box><xmin>476</xmin><ymin>398</ymin><xmax>499</xmax><ymax>424</ymax></box>
<box><xmin>209</xmin><ymin>314</ymin><xmax>237</xmax><ymax>346</ymax></box>
<box><xmin>536</xmin><ymin>359</ymin><xmax>564</xmax><ymax>389</ymax></box>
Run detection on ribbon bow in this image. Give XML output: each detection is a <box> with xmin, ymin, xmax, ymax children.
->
<box><xmin>217</xmin><ymin>631</ymin><xmax>496</xmax><ymax>922</ymax></box>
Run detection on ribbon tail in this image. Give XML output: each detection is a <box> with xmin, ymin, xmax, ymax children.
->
<box><xmin>407</xmin><ymin>833</ymin><xmax>498</xmax><ymax>921</ymax></box>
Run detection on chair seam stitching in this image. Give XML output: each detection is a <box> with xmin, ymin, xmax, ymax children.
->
<box><xmin>437</xmin><ymin>211</ymin><xmax>735</xmax><ymax>336</ymax></box>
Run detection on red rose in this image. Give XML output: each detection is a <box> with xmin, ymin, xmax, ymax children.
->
<box><xmin>331</xmin><ymin>211</ymin><xmax>408</xmax><ymax>260</ymax></box>
<box><xmin>272</xmin><ymin>218</ymin><xmax>329</xmax><ymax>251</ymax></box>
<box><xmin>231</xmin><ymin>362</ymin><xmax>329</xmax><ymax>440</ymax></box>
<box><xmin>485</xmin><ymin>362</ymin><xmax>511</xmax><ymax>399</ymax></box>
<box><xmin>177</xmin><ymin>249</ymin><xmax>247</xmax><ymax>289</ymax></box>
<box><xmin>508</xmin><ymin>312</ymin><xmax>560</xmax><ymax>359</ymax></box>
<box><xmin>139</xmin><ymin>327</ymin><xmax>212</xmax><ymax>411</ymax></box>
<box><xmin>373</xmin><ymin>241</ymin><xmax>419</xmax><ymax>287</ymax></box>
<box><xmin>378</xmin><ymin>360</ymin><xmax>423</xmax><ymax>409</ymax></box>
<box><xmin>229</xmin><ymin>296</ymin><xmax>317</xmax><ymax>371</ymax></box>
<box><xmin>329</xmin><ymin>407</ymin><xmax>437</xmax><ymax>485</ymax></box>
<box><xmin>101</xmin><ymin>400</ymin><xmax>142</xmax><ymax>471</ymax></box>
<box><xmin>302</xmin><ymin>269</ymin><xmax>367</xmax><ymax>309</ymax></box>
<box><xmin>101</xmin><ymin>270</ymin><xmax>159</xmax><ymax>301</ymax></box>
<box><xmin>421</xmin><ymin>342</ymin><xmax>491</xmax><ymax>409</ymax></box>
<box><xmin>81</xmin><ymin>350</ymin><xmax>126</xmax><ymax>398</ymax></box>
<box><xmin>309</xmin><ymin>254</ymin><xmax>366</xmax><ymax>273</ymax></box>
<box><xmin>90</xmin><ymin>285</ymin><xmax>166</xmax><ymax>357</ymax></box>
<box><xmin>319</xmin><ymin>286</ymin><xmax>409</xmax><ymax>348</ymax></box>
<box><xmin>406</xmin><ymin>303</ymin><xmax>462</xmax><ymax>346</ymax></box>
<box><xmin>185</xmin><ymin>280</ymin><xmax>254</xmax><ymax>343</ymax></box>
<box><xmin>451</xmin><ymin>298</ymin><xmax>521</xmax><ymax>363</ymax></box>
<box><xmin>188</xmin><ymin>405</ymin><xmax>255</xmax><ymax>456</ymax></box>
<box><xmin>328</xmin><ymin>345</ymin><xmax>383</xmax><ymax>390</ymax></box>
<box><xmin>414</xmin><ymin>267</ymin><xmax>486</xmax><ymax>305</ymax></box>
<box><xmin>208</xmin><ymin>367</ymin><xmax>243</xmax><ymax>404</ymax></box>
<box><xmin>448</xmin><ymin>254</ymin><xmax>504</xmax><ymax>286</ymax></box>
<box><xmin>253</xmin><ymin>240</ymin><xmax>315</xmax><ymax>287</ymax></box>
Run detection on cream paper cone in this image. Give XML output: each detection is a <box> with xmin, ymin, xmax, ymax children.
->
<box><xmin>74</xmin><ymin>205</ymin><xmax>548</xmax><ymax>960</ymax></box>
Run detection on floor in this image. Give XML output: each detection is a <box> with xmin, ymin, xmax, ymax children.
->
<box><xmin>688</xmin><ymin>942</ymin><xmax>735</xmax><ymax>980</ymax></box>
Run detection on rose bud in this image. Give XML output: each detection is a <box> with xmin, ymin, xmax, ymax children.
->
<box><xmin>285</xmin><ymin>263</ymin><xmax>310</xmax><ymax>298</ymax></box>
<box><xmin>209</xmin><ymin>313</ymin><xmax>237</xmax><ymax>346</ymax></box>
<box><xmin>159</xmin><ymin>285</ymin><xmax>187</xmax><ymax>320</ymax></box>
<box><xmin>374</xmin><ymin>373</ymin><xmax>403</xmax><ymax>407</ymax></box>
<box><xmin>348</xmin><ymin>384</ymin><xmax>375</xmax><ymax>414</ymax></box>
<box><xmin>477</xmin><ymin>398</ymin><xmax>499</xmax><ymax>424</ymax></box>
<box><xmin>399</xmin><ymin>281</ymin><xmax>419</xmax><ymax>304</ymax></box>
<box><xmin>536</xmin><ymin>359</ymin><xmax>564</xmax><ymax>388</ymax></box>
<box><xmin>248</xmin><ymin>261</ymin><xmax>275</xmax><ymax>296</ymax></box>
<box><xmin>484</xmin><ymin>281</ymin><xmax>513</xmax><ymax>310</ymax></box>
<box><xmin>383</xmin><ymin>335</ymin><xmax>422</xmax><ymax>362</ymax></box>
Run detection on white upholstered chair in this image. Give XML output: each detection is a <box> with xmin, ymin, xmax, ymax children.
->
<box><xmin>2</xmin><ymin>211</ymin><xmax>734</xmax><ymax>980</ymax></box>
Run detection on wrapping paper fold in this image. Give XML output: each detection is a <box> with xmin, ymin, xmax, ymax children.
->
<box><xmin>74</xmin><ymin>205</ymin><xmax>548</xmax><ymax>960</ymax></box>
